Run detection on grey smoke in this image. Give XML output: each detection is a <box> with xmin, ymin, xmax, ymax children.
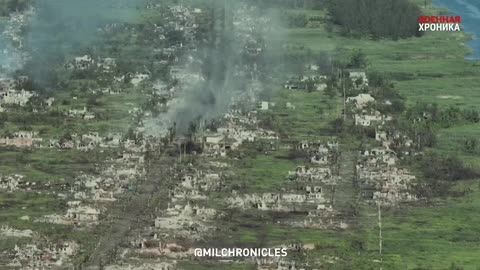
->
<box><xmin>171</xmin><ymin>0</ymin><xmax>236</xmax><ymax>133</ymax></box>
<box><xmin>22</xmin><ymin>0</ymin><xmax>145</xmax><ymax>86</ymax></box>
<box><xmin>163</xmin><ymin>0</ymin><xmax>281</xmax><ymax>135</ymax></box>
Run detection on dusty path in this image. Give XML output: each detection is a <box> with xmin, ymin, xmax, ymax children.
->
<box><xmin>83</xmin><ymin>153</ymin><xmax>174</xmax><ymax>270</ymax></box>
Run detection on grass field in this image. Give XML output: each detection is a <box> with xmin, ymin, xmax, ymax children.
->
<box><xmin>374</xmin><ymin>185</ymin><xmax>480</xmax><ymax>269</ymax></box>
<box><xmin>269</xmin><ymin>89</ymin><xmax>342</xmax><ymax>141</ymax></box>
<box><xmin>436</xmin><ymin>123</ymin><xmax>480</xmax><ymax>166</ymax></box>
<box><xmin>234</xmin><ymin>150</ymin><xmax>298</xmax><ymax>193</ymax></box>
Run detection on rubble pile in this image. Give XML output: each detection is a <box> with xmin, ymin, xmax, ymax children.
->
<box><xmin>7</xmin><ymin>241</ymin><xmax>79</xmax><ymax>269</ymax></box>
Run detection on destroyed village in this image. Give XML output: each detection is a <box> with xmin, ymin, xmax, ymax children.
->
<box><xmin>0</xmin><ymin>0</ymin><xmax>480</xmax><ymax>269</ymax></box>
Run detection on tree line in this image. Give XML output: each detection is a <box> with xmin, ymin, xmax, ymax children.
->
<box><xmin>326</xmin><ymin>0</ymin><xmax>423</xmax><ymax>39</ymax></box>
<box><xmin>406</xmin><ymin>102</ymin><xmax>480</xmax><ymax>128</ymax></box>
<box><xmin>0</xmin><ymin>0</ymin><xmax>30</xmax><ymax>16</ymax></box>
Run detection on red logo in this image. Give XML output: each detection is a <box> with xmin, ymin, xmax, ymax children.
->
<box><xmin>419</xmin><ymin>16</ymin><xmax>462</xmax><ymax>24</ymax></box>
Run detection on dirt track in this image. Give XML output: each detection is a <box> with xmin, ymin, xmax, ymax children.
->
<box><xmin>83</xmin><ymin>152</ymin><xmax>174</xmax><ymax>270</ymax></box>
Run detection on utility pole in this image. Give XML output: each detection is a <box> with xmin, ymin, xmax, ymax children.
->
<box><xmin>340</xmin><ymin>68</ymin><xmax>346</xmax><ymax>121</ymax></box>
<box><xmin>331</xmin><ymin>185</ymin><xmax>336</xmax><ymax>207</ymax></box>
<box><xmin>378</xmin><ymin>201</ymin><xmax>383</xmax><ymax>270</ymax></box>
<box><xmin>184</xmin><ymin>141</ymin><xmax>187</xmax><ymax>161</ymax></box>
<box><xmin>343</xmin><ymin>78</ymin><xmax>346</xmax><ymax>121</ymax></box>
<box><xmin>178</xmin><ymin>141</ymin><xmax>182</xmax><ymax>163</ymax></box>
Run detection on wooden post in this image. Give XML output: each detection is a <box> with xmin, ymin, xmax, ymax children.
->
<box><xmin>378</xmin><ymin>201</ymin><xmax>383</xmax><ymax>270</ymax></box>
<box><xmin>339</xmin><ymin>68</ymin><xmax>346</xmax><ymax>121</ymax></box>
<box><xmin>178</xmin><ymin>142</ymin><xmax>182</xmax><ymax>163</ymax></box>
<box><xmin>343</xmin><ymin>77</ymin><xmax>346</xmax><ymax>121</ymax></box>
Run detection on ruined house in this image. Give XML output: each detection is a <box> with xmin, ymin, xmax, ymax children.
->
<box><xmin>354</xmin><ymin>113</ymin><xmax>383</xmax><ymax>126</ymax></box>
<box><xmin>66</xmin><ymin>55</ymin><xmax>94</xmax><ymax>70</ymax></box>
<box><xmin>0</xmin><ymin>89</ymin><xmax>33</xmax><ymax>106</ymax></box>
<box><xmin>202</xmin><ymin>134</ymin><xmax>239</xmax><ymax>156</ymax></box>
<box><xmin>65</xmin><ymin>202</ymin><xmax>101</xmax><ymax>225</ymax></box>
<box><xmin>310</xmin><ymin>154</ymin><xmax>329</xmax><ymax>165</ymax></box>
<box><xmin>154</xmin><ymin>202</ymin><xmax>216</xmax><ymax>237</ymax></box>
<box><xmin>0</xmin><ymin>131</ymin><xmax>42</xmax><ymax>147</ymax></box>
<box><xmin>1</xmin><ymin>226</ymin><xmax>33</xmax><ymax>238</ymax></box>
<box><xmin>346</xmin><ymin>93</ymin><xmax>375</xmax><ymax>109</ymax></box>
<box><xmin>67</xmin><ymin>107</ymin><xmax>95</xmax><ymax>120</ymax></box>
<box><xmin>97</xmin><ymin>57</ymin><xmax>116</xmax><ymax>72</ymax></box>
<box><xmin>0</xmin><ymin>174</ymin><xmax>24</xmax><ymax>191</ymax></box>
<box><xmin>0</xmin><ymin>78</ymin><xmax>15</xmax><ymax>91</ymax></box>
<box><xmin>9</xmin><ymin>241</ymin><xmax>79</xmax><ymax>269</ymax></box>
<box><xmin>375</xmin><ymin>129</ymin><xmax>388</xmax><ymax>141</ymax></box>
<box><xmin>284</xmin><ymin>79</ymin><xmax>306</xmax><ymax>90</ymax></box>
<box><xmin>260</xmin><ymin>101</ymin><xmax>269</xmax><ymax>111</ymax></box>
<box><xmin>360</xmin><ymin>148</ymin><xmax>397</xmax><ymax>166</ymax></box>
<box><xmin>131</xmin><ymin>73</ymin><xmax>150</xmax><ymax>86</ymax></box>
<box><xmin>348</xmin><ymin>70</ymin><xmax>369</xmax><ymax>87</ymax></box>
<box><xmin>315</xmin><ymin>83</ymin><xmax>327</xmax><ymax>91</ymax></box>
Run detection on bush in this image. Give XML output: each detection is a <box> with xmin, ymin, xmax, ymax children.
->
<box><xmin>287</xmin><ymin>149</ymin><xmax>309</xmax><ymax>161</ymax></box>
<box><xmin>285</xmin><ymin>12</ymin><xmax>308</xmax><ymax>28</ymax></box>
<box><xmin>463</xmin><ymin>138</ymin><xmax>479</xmax><ymax>154</ymax></box>
<box><xmin>406</xmin><ymin>103</ymin><xmax>480</xmax><ymax>127</ymax></box>
<box><xmin>414</xmin><ymin>152</ymin><xmax>479</xmax><ymax>197</ymax></box>
<box><xmin>331</xmin><ymin>117</ymin><xmax>344</xmax><ymax>134</ymax></box>
<box><xmin>422</xmin><ymin>152</ymin><xmax>478</xmax><ymax>182</ymax></box>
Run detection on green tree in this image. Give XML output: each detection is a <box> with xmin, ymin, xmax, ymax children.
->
<box><xmin>327</xmin><ymin>0</ymin><xmax>422</xmax><ymax>39</ymax></box>
<box><xmin>463</xmin><ymin>138</ymin><xmax>478</xmax><ymax>153</ymax></box>
<box><xmin>348</xmin><ymin>49</ymin><xmax>367</xmax><ymax>69</ymax></box>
